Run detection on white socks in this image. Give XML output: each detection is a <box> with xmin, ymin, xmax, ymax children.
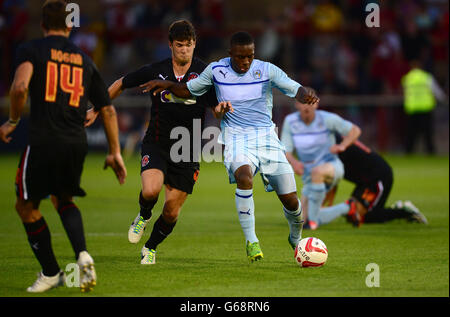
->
<box><xmin>235</xmin><ymin>188</ymin><xmax>258</xmax><ymax>243</ymax></box>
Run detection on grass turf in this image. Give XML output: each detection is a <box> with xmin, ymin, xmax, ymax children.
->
<box><xmin>0</xmin><ymin>152</ymin><xmax>448</xmax><ymax>297</ymax></box>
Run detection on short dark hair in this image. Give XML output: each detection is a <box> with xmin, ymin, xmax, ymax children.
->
<box><xmin>168</xmin><ymin>20</ymin><xmax>196</xmax><ymax>43</ymax></box>
<box><xmin>230</xmin><ymin>31</ymin><xmax>254</xmax><ymax>47</ymax></box>
<box><xmin>42</xmin><ymin>0</ymin><xmax>69</xmax><ymax>31</ymax></box>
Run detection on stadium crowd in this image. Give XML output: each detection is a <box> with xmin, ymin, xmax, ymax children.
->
<box><xmin>0</xmin><ymin>0</ymin><xmax>448</xmax><ymax>153</ymax></box>
<box><xmin>1</xmin><ymin>0</ymin><xmax>448</xmax><ymax>97</ymax></box>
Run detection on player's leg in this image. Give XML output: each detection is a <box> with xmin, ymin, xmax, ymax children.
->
<box><xmin>234</xmin><ymin>163</ymin><xmax>264</xmax><ymax>262</ymax></box>
<box><xmin>50</xmin><ymin>195</ymin><xmax>86</xmax><ymax>260</ymax></box>
<box><xmin>264</xmin><ymin>171</ymin><xmax>303</xmax><ymax>249</ymax></box>
<box><xmin>128</xmin><ymin>169</ymin><xmax>164</xmax><ymax>243</ymax></box>
<box><xmin>305</xmin><ymin>162</ymin><xmax>336</xmax><ymax>229</ymax></box>
<box><xmin>16</xmin><ymin>198</ymin><xmax>64</xmax><ymax>292</ymax></box>
<box><xmin>141</xmin><ymin>164</ymin><xmax>197</xmax><ymax>264</ymax></box>
<box><xmin>141</xmin><ymin>185</ymin><xmax>188</xmax><ymax>264</ymax></box>
<box><xmin>15</xmin><ymin>145</ymin><xmax>63</xmax><ymax>292</ymax></box>
<box><xmin>50</xmin><ymin>194</ymin><xmax>96</xmax><ymax>292</ymax></box>
<box><xmin>129</xmin><ymin>143</ymin><xmax>165</xmax><ymax>244</ymax></box>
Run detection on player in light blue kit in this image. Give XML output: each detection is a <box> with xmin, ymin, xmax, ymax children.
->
<box><xmin>281</xmin><ymin>89</ymin><xmax>361</xmax><ymax>230</ymax></box>
<box><xmin>141</xmin><ymin>32</ymin><xmax>319</xmax><ymax>262</ymax></box>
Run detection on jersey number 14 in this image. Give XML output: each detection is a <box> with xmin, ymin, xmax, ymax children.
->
<box><xmin>45</xmin><ymin>61</ymin><xmax>84</xmax><ymax>107</ymax></box>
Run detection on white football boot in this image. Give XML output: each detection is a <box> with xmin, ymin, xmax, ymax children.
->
<box><xmin>403</xmin><ymin>201</ymin><xmax>428</xmax><ymax>224</ymax></box>
<box><xmin>140</xmin><ymin>246</ymin><xmax>156</xmax><ymax>265</ymax></box>
<box><xmin>128</xmin><ymin>214</ymin><xmax>151</xmax><ymax>244</ymax></box>
<box><xmin>77</xmin><ymin>251</ymin><xmax>97</xmax><ymax>292</ymax></box>
<box><xmin>26</xmin><ymin>270</ymin><xmax>65</xmax><ymax>293</ymax></box>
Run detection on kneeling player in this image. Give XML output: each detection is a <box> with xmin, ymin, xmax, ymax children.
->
<box><xmin>320</xmin><ymin>137</ymin><xmax>428</xmax><ymax>226</ymax></box>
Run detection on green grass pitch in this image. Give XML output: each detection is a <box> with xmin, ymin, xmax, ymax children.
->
<box><xmin>0</xmin><ymin>152</ymin><xmax>448</xmax><ymax>297</ymax></box>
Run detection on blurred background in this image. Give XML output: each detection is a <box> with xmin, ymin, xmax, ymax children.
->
<box><xmin>0</xmin><ymin>0</ymin><xmax>448</xmax><ymax>155</ymax></box>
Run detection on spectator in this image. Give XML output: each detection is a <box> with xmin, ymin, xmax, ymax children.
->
<box><xmin>401</xmin><ymin>60</ymin><xmax>447</xmax><ymax>154</ymax></box>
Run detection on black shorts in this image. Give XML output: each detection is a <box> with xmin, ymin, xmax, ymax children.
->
<box><xmin>15</xmin><ymin>143</ymin><xmax>87</xmax><ymax>201</ymax></box>
<box><xmin>351</xmin><ymin>172</ymin><xmax>393</xmax><ymax>212</ymax></box>
<box><xmin>140</xmin><ymin>142</ymin><xmax>199</xmax><ymax>194</ymax></box>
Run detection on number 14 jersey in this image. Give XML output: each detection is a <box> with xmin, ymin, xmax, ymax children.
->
<box><xmin>14</xmin><ymin>35</ymin><xmax>111</xmax><ymax>146</ymax></box>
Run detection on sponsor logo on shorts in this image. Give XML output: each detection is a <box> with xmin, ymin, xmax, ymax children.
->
<box><xmin>141</xmin><ymin>155</ymin><xmax>150</xmax><ymax>167</ymax></box>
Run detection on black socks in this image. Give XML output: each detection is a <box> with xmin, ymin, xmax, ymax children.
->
<box><xmin>23</xmin><ymin>217</ymin><xmax>60</xmax><ymax>277</ymax></box>
<box><xmin>145</xmin><ymin>215</ymin><xmax>176</xmax><ymax>250</ymax></box>
<box><xmin>57</xmin><ymin>202</ymin><xmax>86</xmax><ymax>260</ymax></box>
<box><xmin>139</xmin><ymin>191</ymin><xmax>157</xmax><ymax>220</ymax></box>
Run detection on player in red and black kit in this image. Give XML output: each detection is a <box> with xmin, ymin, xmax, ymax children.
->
<box><xmin>325</xmin><ymin>134</ymin><xmax>428</xmax><ymax>226</ymax></box>
<box><xmin>0</xmin><ymin>0</ymin><xmax>126</xmax><ymax>292</ymax></box>
<box><xmin>106</xmin><ymin>20</ymin><xmax>228</xmax><ymax>264</ymax></box>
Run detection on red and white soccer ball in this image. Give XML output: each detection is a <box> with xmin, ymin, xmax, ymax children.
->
<box><xmin>294</xmin><ymin>237</ymin><xmax>328</xmax><ymax>267</ymax></box>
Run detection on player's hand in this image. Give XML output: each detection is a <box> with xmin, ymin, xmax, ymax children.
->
<box><xmin>140</xmin><ymin>80</ymin><xmax>172</xmax><ymax>95</ymax></box>
<box><xmin>0</xmin><ymin>121</ymin><xmax>16</xmax><ymax>143</ymax></box>
<box><xmin>104</xmin><ymin>153</ymin><xmax>127</xmax><ymax>185</ymax></box>
<box><xmin>84</xmin><ymin>108</ymin><xmax>99</xmax><ymax>127</ymax></box>
<box><xmin>292</xmin><ymin>160</ymin><xmax>304</xmax><ymax>176</ymax></box>
<box><xmin>213</xmin><ymin>101</ymin><xmax>234</xmax><ymax>119</ymax></box>
<box><xmin>330</xmin><ymin>144</ymin><xmax>346</xmax><ymax>154</ymax></box>
<box><xmin>299</xmin><ymin>86</ymin><xmax>319</xmax><ymax>105</ymax></box>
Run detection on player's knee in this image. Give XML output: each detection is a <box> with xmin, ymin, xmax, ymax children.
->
<box><xmin>141</xmin><ymin>188</ymin><xmax>160</xmax><ymax>201</ymax></box>
<box><xmin>311</xmin><ymin>165</ymin><xmax>331</xmax><ymax>183</ymax></box>
<box><xmin>15</xmin><ymin>200</ymin><xmax>41</xmax><ymax>222</ymax></box>
<box><xmin>235</xmin><ymin>173</ymin><xmax>253</xmax><ymax>189</ymax></box>
<box><xmin>162</xmin><ymin>205</ymin><xmax>180</xmax><ymax>223</ymax></box>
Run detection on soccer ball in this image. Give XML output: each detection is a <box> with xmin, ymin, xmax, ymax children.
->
<box><xmin>294</xmin><ymin>237</ymin><xmax>328</xmax><ymax>267</ymax></box>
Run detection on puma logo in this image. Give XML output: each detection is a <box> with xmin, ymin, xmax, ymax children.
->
<box><xmin>239</xmin><ymin>209</ymin><xmax>251</xmax><ymax>216</ymax></box>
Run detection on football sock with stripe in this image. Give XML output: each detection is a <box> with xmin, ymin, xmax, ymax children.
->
<box><xmin>23</xmin><ymin>217</ymin><xmax>60</xmax><ymax>277</ymax></box>
<box><xmin>319</xmin><ymin>202</ymin><xmax>350</xmax><ymax>225</ymax></box>
<box><xmin>57</xmin><ymin>201</ymin><xmax>86</xmax><ymax>260</ymax></box>
<box><xmin>235</xmin><ymin>188</ymin><xmax>258</xmax><ymax>244</ymax></box>
<box><xmin>145</xmin><ymin>215</ymin><xmax>176</xmax><ymax>250</ymax></box>
<box><xmin>307</xmin><ymin>183</ymin><xmax>327</xmax><ymax>225</ymax></box>
<box><xmin>283</xmin><ymin>198</ymin><xmax>303</xmax><ymax>242</ymax></box>
<box><xmin>139</xmin><ymin>191</ymin><xmax>157</xmax><ymax>220</ymax></box>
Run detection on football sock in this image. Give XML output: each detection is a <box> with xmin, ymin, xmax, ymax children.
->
<box><xmin>57</xmin><ymin>201</ymin><xmax>86</xmax><ymax>260</ymax></box>
<box><xmin>23</xmin><ymin>217</ymin><xmax>60</xmax><ymax>277</ymax></box>
<box><xmin>319</xmin><ymin>202</ymin><xmax>350</xmax><ymax>225</ymax></box>
<box><xmin>235</xmin><ymin>188</ymin><xmax>258</xmax><ymax>244</ymax></box>
<box><xmin>139</xmin><ymin>191</ymin><xmax>157</xmax><ymax>220</ymax></box>
<box><xmin>307</xmin><ymin>183</ymin><xmax>327</xmax><ymax>225</ymax></box>
<box><xmin>145</xmin><ymin>215</ymin><xmax>176</xmax><ymax>250</ymax></box>
<box><xmin>283</xmin><ymin>198</ymin><xmax>303</xmax><ymax>242</ymax></box>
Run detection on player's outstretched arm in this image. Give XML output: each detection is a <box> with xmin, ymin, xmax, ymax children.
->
<box><xmin>296</xmin><ymin>86</ymin><xmax>319</xmax><ymax>105</ymax></box>
<box><xmin>108</xmin><ymin>77</ymin><xmax>125</xmax><ymax>100</ymax></box>
<box><xmin>0</xmin><ymin>61</ymin><xmax>33</xmax><ymax>143</ymax></box>
<box><xmin>100</xmin><ymin>105</ymin><xmax>127</xmax><ymax>184</ymax></box>
<box><xmin>140</xmin><ymin>79</ymin><xmax>192</xmax><ymax>98</ymax></box>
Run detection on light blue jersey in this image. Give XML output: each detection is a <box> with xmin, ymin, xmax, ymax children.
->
<box><xmin>187</xmin><ymin>57</ymin><xmax>300</xmax><ymax>193</ymax></box>
<box><xmin>187</xmin><ymin>57</ymin><xmax>301</xmax><ymax>129</ymax></box>
<box><xmin>281</xmin><ymin>110</ymin><xmax>353</xmax><ymax>175</ymax></box>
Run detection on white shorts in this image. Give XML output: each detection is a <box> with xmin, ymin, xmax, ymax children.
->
<box><xmin>223</xmin><ymin>128</ymin><xmax>296</xmax><ymax>194</ymax></box>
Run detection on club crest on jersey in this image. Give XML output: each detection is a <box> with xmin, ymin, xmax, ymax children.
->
<box><xmin>187</xmin><ymin>72</ymin><xmax>199</xmax><ymax>81</ymax></box>
<box><xmin>253</xmin><ymin>69</ymin><xmax>262</xmax><ymax>79</ymax></box>
<box><xmin>141</xmin><ymin>155</ymin><xmax>150</xmax><ymax>167</ymax></box>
